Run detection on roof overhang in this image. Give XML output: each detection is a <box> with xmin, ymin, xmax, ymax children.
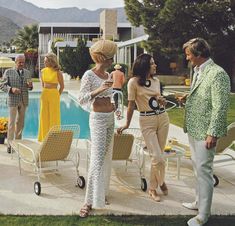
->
<box><xmin>55</xmin><ymin>40</ymin><xmax>93</xmax><ymax>48</ymax></box>
<box><xmin>38</xmin><ymin>22</ymin><xmax>132</xmax><ymax>33</ymax></box>
<box><xmin>117</xmin><ymin>35</ymin><xmax>149</xmax><ymax>48</ymax></box>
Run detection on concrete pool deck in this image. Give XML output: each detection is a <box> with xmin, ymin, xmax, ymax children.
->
<box><xmin>0</xmin><ymin>80</ymin><xmax>234</xmax><ymax>217</ymax></box>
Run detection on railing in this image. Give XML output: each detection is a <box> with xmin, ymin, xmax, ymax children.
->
<box><xmin>111</xmin><ymin>90</ymin><xmax>124</xmax><ymax>120</ymax></box>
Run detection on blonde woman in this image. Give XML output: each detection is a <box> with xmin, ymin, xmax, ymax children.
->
<box><xmin>38</xmin><ymin>53</ymin><xmax>64</xmax><ymax>141</ymax></box>
<box><xmin>78</xmin><ymin>40</ymin><xmax>117</xmax><ymax>217</ymax></box>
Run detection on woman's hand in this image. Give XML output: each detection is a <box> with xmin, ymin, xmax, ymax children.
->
<box><xmin>91</xmin><ymin>80</ymin><xmax>113</xmax><ymax>99</ymax></box>
<box><xmin>117</xmin><ymin>125</ymin><xmax>129</xmax><ymax>134</ymax></box>
<box><xmin>99</xmin><ymin>80</ymin><xmax>113</xmax><ymax>92</ymax></box>
<box><xmin>104</xmin><ymin>80</ymin><xmax>113</xmax><ymax>88</ymax></box>
<box><xmin>157</xmin><ymin>96</ymin><xmax>167</xmax><ymax>106</ymax></box>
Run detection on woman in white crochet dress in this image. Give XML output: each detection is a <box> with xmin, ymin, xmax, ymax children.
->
<box><xmin>78</xmin><ymin>40</ymin><xmax>117</xmax><ymax>218</ymax></box>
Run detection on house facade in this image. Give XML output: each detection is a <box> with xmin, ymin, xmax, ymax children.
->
<box><xmin>38</xmin><ymin>9</ymin><xmax>146</xmax><ymax>69</ymax></box>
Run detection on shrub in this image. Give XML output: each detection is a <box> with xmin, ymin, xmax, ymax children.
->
<box><xmin>0</xmin><ymin>117</ymin><xmax>8</xmax><ymax>135</ymax></box>
<box><xmin>59</xmin><ymin>38</ymin><xmax>93</xmax><ymax>79</ymax></box>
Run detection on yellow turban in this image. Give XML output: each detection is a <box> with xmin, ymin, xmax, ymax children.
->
<box><xmin>89</xmin><ymin>39</ymin><xmax>117</xmax><ymax>63</ymax></box>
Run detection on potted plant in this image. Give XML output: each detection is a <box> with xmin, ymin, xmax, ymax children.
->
<box><xmin>0</xmin><ymin>117</ymin><xmax>8</xmax><ymax>144</ymax></box>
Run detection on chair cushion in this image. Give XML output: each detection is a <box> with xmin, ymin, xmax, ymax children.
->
<box><xmin>216</xmin><ymin>123</ymin><xmax>235</xmax><ymax>153</ymax></box>
<box><xmin>112</xmin><ymin>133</ymin><xmax>134</xmax><ymax>160</ymax></box>
<box><xmin>40</xmin><ymin>130</ymin><xmax>73</xmax><ymax>161</ymax></box>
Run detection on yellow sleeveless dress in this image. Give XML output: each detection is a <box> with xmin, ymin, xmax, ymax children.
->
<box><xmin>38</xmin><ymin>67</ymin><xmax>61</xmax><ymax>141</ymax></box>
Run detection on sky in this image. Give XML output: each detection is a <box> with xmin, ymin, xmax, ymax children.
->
<box><xmin>24</xmin><ymin>0</ymin><xmax>125</xmax><ymax>10</ymax></box>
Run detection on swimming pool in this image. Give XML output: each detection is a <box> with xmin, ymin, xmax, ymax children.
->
<box><xmin>0</xmin><ymin>92</ymin><xmax>90</xmax><ymax>139</ymax></box>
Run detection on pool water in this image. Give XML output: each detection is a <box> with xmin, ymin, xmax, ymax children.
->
<box><xmin>0</xmin><ymin>92</ymin><xmax>90</xmax><ymax>139</ymax></box>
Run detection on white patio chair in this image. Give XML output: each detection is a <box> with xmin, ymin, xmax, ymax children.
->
<box><xmin>167</xmin><ymin>123</ymin><xmax>235</xmax><ymax>187</ymax></box>
<box><xmin>11</xmin><ymin>124</ymin><xmax>85</xmax><ymax>195</ymax></box>
<box><xmin>112</xmin><ymin>128</ymin><xmax>148</xmax><ymax>191</ymax></box>
<box><xmin>86</xmin><ymin>128</ymin><xmax>147</xmax><ymax>191</ymax></box>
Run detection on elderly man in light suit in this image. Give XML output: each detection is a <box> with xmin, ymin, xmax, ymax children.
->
<box><xmin>0</xmin><ymin>55</ymin><xmax>33</xmax><ymax>153</ymax></box>
<box><xmin>181</xmin><ymin>38</ymin><xmax>230</xmax><ymax>226</ymax></box>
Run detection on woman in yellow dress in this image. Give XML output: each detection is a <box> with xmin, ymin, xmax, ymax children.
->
<box><xmin>38</xmin><ymin>53</ymin><xmax>64</xmax><ymax>141</ymax></box>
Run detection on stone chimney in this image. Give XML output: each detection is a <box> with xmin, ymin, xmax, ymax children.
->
<box><xmin>100</xmin><ymin>9</ymin><xmax>118</xmax><ymax>40</ymax></box>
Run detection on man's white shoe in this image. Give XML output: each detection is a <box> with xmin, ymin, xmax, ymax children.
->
<box><xmin>182</xmin><ymin>201</ymin><xmax>198</xmax><ymax>210</ymax></box>
<box><xmin>187</xmin><ymin>215</ymin><xmax>208</xmax><ymax>226</ymax></box>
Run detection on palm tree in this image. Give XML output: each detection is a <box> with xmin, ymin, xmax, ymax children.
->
<box><xmin>13</xmin><ymin>24</ymin><xmax>38</xmax><ymax>52</ymax></box>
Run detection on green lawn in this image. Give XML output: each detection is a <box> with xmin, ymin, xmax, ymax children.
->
<box><xmin>32</xmin><ymin>78</ymin><xmax>40</xmax><ymax>82</ymax></box>
<box><xmin>167</xmin><ymin>94</ymin><xmax>235</xmax><ymax>128</ymax></box>
<box><xmin>0</xmin><ymin>215</ymin><xmax>235</xmax><ymax>226</ymax></box>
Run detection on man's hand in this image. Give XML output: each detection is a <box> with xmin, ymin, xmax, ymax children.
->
<box><xmin>11</xmin><ymin>87</ymin><xmax>21</xmax><ymax>94</ymax></box>
<box><xmin>205</xmin><ymin>135</ymin><xmax>217</xmax><ymax>149</ymax></box>
<box><xmin>27</xmin><ymin>80</ymin><xmax>33</xmax><ymax>90</ymax></box>
<box><xmin>177</xmin><ymin>94</ymin><xmax>188</xmax><ymax>103</ymax></box>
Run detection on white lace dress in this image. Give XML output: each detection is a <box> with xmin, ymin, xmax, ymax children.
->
<box><xmin>78</xmin><ymin>70</ymin><xmax>114</xmax><ymax>208</ymax></box>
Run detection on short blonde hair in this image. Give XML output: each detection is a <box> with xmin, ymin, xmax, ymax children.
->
<box><xmin>89</xmin><ymin>39</ymin><xmax>117</xmax><ymax>63</ymax></box>
<box><xmin>45</xmin><ymin>52</ymin><xmax>61</xmax><ymax>71</ymax></box>
<box><xmin>183</xmin><ymin>38</ymin><xmax>211</xmax><ymax>58</ymax></box>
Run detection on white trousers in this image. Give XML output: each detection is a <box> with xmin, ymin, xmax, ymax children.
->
<box><xmin>188</xmin><ymin>135</ymin><xmax>215</xmax><ymax>217</ymax></box>
<box><xmin>85</xmin><ymin>111</ymin><xmax>114</xmax><ymax>208</ymax></box>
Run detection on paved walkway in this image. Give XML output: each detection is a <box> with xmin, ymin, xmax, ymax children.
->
<box><xmin>0</xmin><ymin>80</ymin><xmax>234</xmax><ymax>216</ymax></box>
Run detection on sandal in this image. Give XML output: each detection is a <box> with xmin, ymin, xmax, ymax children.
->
<box><xmin>148</xmin><ymin>189</ymin><xmax>161</xmax><ymax>202</ymax></box>
<box><xmin>79</xmin><ymin>204</ymin><xmax>92</xmax><ymax>218</ymax></box>
<box><xmin>160</xmin><ymin>182</ymin><xmax>168</xmax><ymax>196</ymax></box>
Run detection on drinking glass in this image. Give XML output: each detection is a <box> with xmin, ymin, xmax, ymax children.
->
<box><xmin>174</xmin><ymin>93</ymin><xmax>184</xmax><ymax>108</ymax></box>
<box><xmin>26</xmin><ymin>78</ymin><xmax>33</xmax><ymax>90</ymax></box>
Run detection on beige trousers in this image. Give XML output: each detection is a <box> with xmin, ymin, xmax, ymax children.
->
<box><xmin>139</xmin><ymin>112</ymin><xmax>169</xmax><ymax>190</ymax></box>
<box><xmin>7</xmin><ymin>102</ymin><xmax>27</xmax><ymax>147</ymax></box>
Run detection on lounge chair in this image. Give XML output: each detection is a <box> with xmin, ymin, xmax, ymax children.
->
<box><xmin>11</xmin><ymin>124</ymin><xmax>85</xmax><ymax>195</ymax></box>
<box><xmin>212</xmin><ymin>122</ymin><xmax>235</xmax><ymax>186</ymax></box>
<box><xmin>216</xmin><ymin>122</ymin><xmax>235</xmax><ymax>153</ymax></box>
<box><xmin>86</xmin><ymin>128</ymin><xmax>147</xmax><ymax>191</ymax></box>
<box><xmin>112</xmin><ymin>128</ymin><xmax>148</xmax><ymax>191</ymax></box>
<box><xmin>112</xmin><ymin>133</ymin><xmax>134</xmax><ymax>160</ymax></box>
<box><xmin>168</xmin><ymin>123</ymin><xmax>235</xmax><ymax>187</ymax></box>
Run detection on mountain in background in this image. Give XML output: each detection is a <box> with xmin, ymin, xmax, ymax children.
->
<box><xmin>0</xmin><ymin>15</ymin><xmax>19</xmax><ymax>43</ymax></box>
<box><xmin>0</xmin><ymin>0</ymin><xmax>128</xmax><ymax>22</ymax></box>
<box><xmin>0</xmin><ymin>0</ymin><xmax>128</xmax><ymax>44</ymax></box>
<box><xmin>0</xmin><ymin>6</ymin><xmax>37</xmax><ymax>27</ymax></box>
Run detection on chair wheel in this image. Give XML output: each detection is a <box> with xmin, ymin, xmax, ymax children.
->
<box><xmin>141</xmin><ymin>178</ymin><xmax>147</xmax><ymax>191</ymax></box>
<box><xmin>213</xmin><ymin>174</ymin><xmax>219</xmax><ymax>187</ymax></box>
<box><xmin>77</xmin><ymin>176</ymin><xmax>85</xmax><ymax>189</ymax></box>
<box><xmin>34</xmin><ymin>181</ymin><xmax>41</xmax><ymax>195</ymax></box>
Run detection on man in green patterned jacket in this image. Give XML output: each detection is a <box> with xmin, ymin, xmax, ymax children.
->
<box><xmin>181</xmin><ymin>38</ymin><xmax>230</xmax><ymax>226</ymax></box>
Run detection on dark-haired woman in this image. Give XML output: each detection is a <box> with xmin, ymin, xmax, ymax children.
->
<box><xmin>117</xmin><ymin>53</ymin><xmax>169</xmax><ymax>202</ymax></box>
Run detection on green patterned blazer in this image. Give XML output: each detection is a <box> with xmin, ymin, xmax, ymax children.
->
<box><xmin>184</xmin><ymin>59</ymin><xmax>231</xmax><ymax>140</ymax></box>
